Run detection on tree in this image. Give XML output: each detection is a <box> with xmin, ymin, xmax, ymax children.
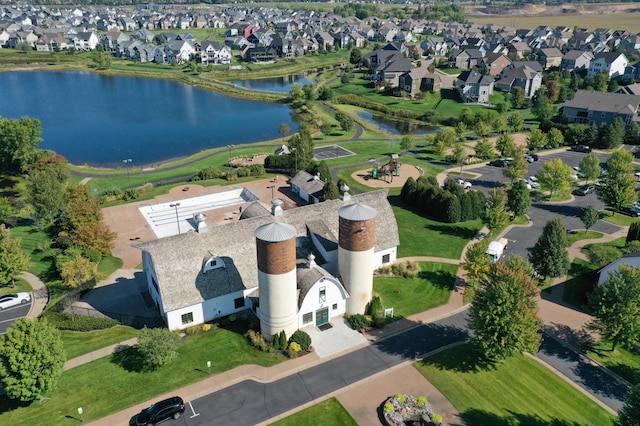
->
<box><xmin>136</xmin><ymin>327</ymin><xmax>181</xmax><ymax>371</ymax></box>
<box><xmin>60</xmin><ymin>184</ymin><xmax>103</xmax><ymax>232</ymax></box>
<box><xmin>27</xmin><ymin>164</ymin><xmax>68</xmax><ymax>223</ymax></box>
<box><xmin>475</xmin><ymin>138</ymin><xmax>494</xmax><ymax>159</ymax></box>
<box><xmin>526</xmin><ymin>129</ymin><xmax>547</xmax><ymax>151</ymax></box>
<box><xmin>587</xmin><ymin>264</ymin><xmax>640</xmax><ymax>351</ymax></box>
<box><xmin>318</xmin><ymin>86</ymin><xmax>333</xmax><ymax>101</ymax></box>
<box><xmin>483</xmin><ymin>188</ymin><xmax>510</xmax><ymax>235</ymax></box>
<box><xmin>536</xmin><ymin>158</ymin><xmax>573</xmax><ymax>196</ymax></box>
<box><xmin>529</xmin><ymin>218</ymin><xmax>570</xmax><ymax>278</ymax></box>
<box><xmin>335</xmin><ymin>112</ymin><xmax>354</xmax><ymax>132</ymax></box>
<box><xmin>460</xmin><ymin>238</ymin><xmax>491</xmax><ymax>287</ymax></box>
<box><xmin>546</xmin><ymin>127</ymin><xmax>564</xmax><ymax>148</ymax></box>
<box><xmin>597</xmin><ymin>149</ymin><xmax>637</xmax><ymax>214</ymax></box>
<box><xmin>0</xmin><ymin>196</ymin><xmax>12</xmax><ymax>223</ymax></box>
<box><xmin>491</xmin><ymin>116</ymin><xmax>505</xmax><ymax>134</ymax></box>
<box><xmin>0</xmin><ymin>318</ymin><xmax>65</xmax><ymax>401</ymax></box>
<box><xmin>451</xmin><ymin>143</ymin><xmax>465</xmax><ymax>171</ymax></box>
<box><xmin>70</xmin><ymin>222</ymin><xmax>116</xmax><ymax>257</ymax></box>
<box><xmin>288</xmin><ymin>125</ymin><xmax>314</xmax><ymax>171</ymax></box>
<box><xmin>474</xmin><ymin>120</ymin><xmax>490</xmax><ymax>137</ymax></box>
<box><xmin>618</xmin><ymin>384</ymin><xmax>640</xmax><ymax>426</ymax></box>
<box><xmin>58</xmin><ymin>252</ymin><xmax>97</xmax><ymax>288</ymax></box>
<box><xmin>400</xmin><ymin>135</ymin><xmax>414</xmax><ymax>152</ymax></box>
<box><xmin>503</xmin><ymin>146</ymin><xmax>527</xmax><ymax>182</ymax></box>
<box><xmin>545</xmin><ymin>80</ymin><xmax>559</xmax><ymax>103</ymax></box>
<box><xmin>0</xmin><ymin>116</ymin><xmax>43</xmax><ymax>174</ymax></box>
<box><xmin>578</xmin><ymin>153</ymin><xmax>601</xmax><ymax>184</ymax></box>
<box><xmin>454</xmin><ymin>122</ymin><xmax>467</xmax><ymax>141</ymax></box>
<box><xmin>349</xmin><ymin>47</ymin><xmax>362</xmax><ymax>65</ymax></box>
<box><xmin>321</xmin><ymin>181</ymin><xmax>340</xmax><ymax>201</ymax></box>
<box><xmin>468</xmin><ymin>261</ymin><xmax>542</xmax><ymax>361</ymax></box>
<box><xmin>495</xmin><ymin>133</ymin><xmax>516</xmax><ymax>158</ymax></box>
<box><xmin>302</xmin><ymin>83</ymin><xmax>317</xmax><ymax>101</ymax></box>
<box><xmin>506</xmin><ymin>113</ymin><xmax>525</xmax><ymax>132</ymax></box>
<box><xmin>507</xmin><ymin>179</ymin><xmax>531</xmax><ymax>217</ymax></box>
<box><xmin>510</xmin><ymin>87</ymin><xmax>526</xmax><ymax>109</ymax></box>
<box><xmin>0</xmin><ymin>225</ymin><xmax>30</xmax><ymax>287</ymax></box>
<box><xmin>278</xmin><ymin>123</ymin><xmax>290</xmax><ymax>141</ymax></box>
<box><xmin>579</xmin><ymin>205</ymin><xmax>600</xmax><ymax>233</ymax></box>
<box><xmin>319</xmin><ymin>123</ymin><xmax>332</xmax><ymax>138</ymax></box>
<box><xmin>531</xmin><ymin>92</ymin><xmax>555</xmax><ymax>121</ymax></box>
<box><xmin>289</xmin><ymin>83</ymin><xmax>305</xmax><ymax>106</ymax></box>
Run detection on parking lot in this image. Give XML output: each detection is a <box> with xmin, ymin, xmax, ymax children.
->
<box><xmin>465</xmin><ymin>148</ymin><xmax>624</xmax><ymax>259</ymax></box>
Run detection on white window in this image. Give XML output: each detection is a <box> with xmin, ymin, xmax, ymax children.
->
<box><xmin>319</xmin><ymin>287</ymin><xmax>326</xmax><ymax>303</ymax></box>
<box><xmin>181</xmin><ymin>312</ymin><xmax>194</xmax><ymax>325</ymax></box>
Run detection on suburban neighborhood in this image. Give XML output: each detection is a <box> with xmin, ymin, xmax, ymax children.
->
<box><xmin>1</xmin><ymin>1</ymin><xmax>640</xmax><ymax>426</ymax></box>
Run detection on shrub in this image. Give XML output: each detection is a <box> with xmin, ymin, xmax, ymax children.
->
<box><xmin>346</xmin><ymin>314</ymin><xmax>369</xmax><ymax>331</ymax></box>
<box><xmin>136</xmin><ymin>327</ymin><xmax>181</xmax><ymax>371</ymax></box>
<box><xmin>228</xmin><ymin>314</ymin><xmax>236</xmax><ymax>322</ymax></box>
<box><xmin>42</xmin><ymin>311</ymin><xmax>118</xmax><ymax>331</ymax></box>
<box><xmin>587</xmin><ymin>244</ymin><xmax>622</xmax><ymax>267</ymax></box>
<box><xmin>249</xmin><ymin>164</ymin><xmax>265</xmax><ymax>176</ymax></box>
<box><xmin>394</xmin><ymin>393</ymin><xmax>406</xmax><ymax>404</ymax></box>
<box><xmin>416</xmin><ymin>396</ymin><xmax>428</xmax><ymax>405</ymax></box>
<box><xmin>289</xmin><ymin>330</ymin><xmax>311</xmax><ymax>351</ymax></box>
<box><xmin>201</xmin><ymin>323</ymin><xmax>214</xmax><ymax>332</ymax></box>
<box><xmin>186</xmin><ymin>325</ymin><xmax>201</xmax><ymax>335</ymax></box>
<box><xmin>245</xmin><ymin>329</ymin><xmax>271</xmax><ymax>352</ymax></box>
<box><xmin>369</xmin><ymin>295</ymin><xmax>385</xmax><ymax>328</ymax></box>
<box><xmin>192</xmin><ymin>166</ymin><xmax>223</xmax><ymax>181</ymax></box>
<box><xmin>122</xmin><ymin>188</ymin><xmax>140</xmax><ymax>201</ymax></box>
<box><xmin>384</xmin><ymin>402</ymin><xmax>394</xmax><ymax>413</ymax></box>
<box><xmin>236</xmin><ymin>167</ymin><xmax>250</xmax><ymax>178</ymax></box>
<box><xmin>628</xmin><ymin>222</ymin><xmax>640</xmax><ymax>243</ymax></box>
<box><xmin>278</xmin><ymin>330</ymin><xmax>287</xmax><ymax>350</ymax></box>
<box><xmin>138</xmin><ymin>183</ymin><xmax>154</xmax><ymax>194</ymax></box>
<box><xmin>287</xmin><ymin>341</ymin><xmax>301</xmax><ymax>358</ymax></box>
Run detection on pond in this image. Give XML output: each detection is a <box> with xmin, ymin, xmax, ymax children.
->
<box><xmin>231</xmin><ymin>73</ymin><xmax>315</xmax><ymax>93</ymax></box>
<box><xmin>356</xmin><ymin>111</ymin><xmax>440</xmax><ymax>135</ymax></box>
<box><xmin>0</xmin><ymin>71</ymin><xmax>298</xmax><ymax>167</ymax></box>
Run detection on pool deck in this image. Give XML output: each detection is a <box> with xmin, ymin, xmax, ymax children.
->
<box><xmin>102</xmin><ymin>177</ymin><xmax>301</xmax><ymax>269</ymax></box>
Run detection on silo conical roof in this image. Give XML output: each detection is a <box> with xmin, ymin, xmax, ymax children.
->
<box><xmin>254</xmin><ymin>222</ymin><xmax>297</xmax><ymax>242</ymax></box>
<box><xmin>338</xmin><ymin>203</ymin><xmax>377</xmax><ymax>221</ymax></box>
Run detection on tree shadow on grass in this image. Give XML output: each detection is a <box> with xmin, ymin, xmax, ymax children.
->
<box><xmin>417</xmin><ymin>269</ymin><xmax>456</xmax><ymax>290</ymax></box>
<box><xmin>418</xmin><ymin>343</ymin><xmax>496</xmax><ymax>374</ymax></box>
<box><xmin>463</xmin><ymin>409</ymin><xmax>592</xmax><ymax>426</ymax></box>
<box><xmin>423</xmin><ymin>222</ymin><xmax>479</xmax><ymax>240</ymax></box>
<box><xmin>111</xmin><ymin>346</ymin><xmax>145</xmax><ymax>373</ymax></box>
<box><xmin>0</xmin><ymin>395</ymin><xmax>32</xmax><ymax>415</ymax></box>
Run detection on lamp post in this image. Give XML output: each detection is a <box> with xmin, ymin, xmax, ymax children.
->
<box><xmin>268</xmin><ymin>185</ymin><xmax>275</xmax><ymax>200</ymax></box>
<box><xmin>123</xmin><ymin>158</ymin><xmax>132</xmax><ymax>187</ymax></box>
<box><xmin>170</xmin><ymin>203</ymin><xmax>181</xmax><ymax>234</ymax></box>
<box><xmin>291</xmin><ymin>147</ymin><xmax>297</xmax><ymax>174</ymax></box>
<box><xmin>226</xmin><ymin>144</ymin><xmax>234</xmax><ymax>175</ymax></box>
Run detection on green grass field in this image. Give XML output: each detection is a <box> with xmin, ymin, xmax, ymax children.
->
<box><xmin>0</xmin><ymin>326</ymin><xmax>286</xmax><ymax>425</ymax></box>
<box><xmin>269</xmin><ymin>398</ymin><xmax>357</xmax><ymax>426</ymax></box>
<box><xmin>589</xmin><ymin>340</ymin><xmax>640</xmax><ymax>386</ymax></box>
<box><xmin>415</xmin><ymin>344</ymin><xmax>615</xmax><ymax>426</ymax></box>
<box><xmin>60</xmin><ymin>325</ymin><xmax>140</xmax><ymax>360</ymax></box>
<box><xmin>374</xmin><ymin>262</ymin><xmax>457</xmax><ymax>319</ymax></box>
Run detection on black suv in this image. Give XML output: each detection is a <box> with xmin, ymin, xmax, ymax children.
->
<box><xmin>571</xmin><ymin>145</ymin><xmax>592</xmax><ymax>153</ymax></box>
<box><xmin>134</xmin><ymin>396</ymin><xmax>185</xmax><ymax>426</ymax></box>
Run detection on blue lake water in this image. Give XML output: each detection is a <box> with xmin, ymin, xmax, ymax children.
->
<box><xmin>356</xmin><ymin>111</ymin><xmax>439</xmax><ymax>135</ymax></box>
<box><xmin>0</xmin><ymin>71</ymin><xmax>298</xmax><ymax>167</ymax></box>
<box><xmin>231</xmin><ymin>74</ymin><xmax>315</xmax><ymax>93</ymax></box>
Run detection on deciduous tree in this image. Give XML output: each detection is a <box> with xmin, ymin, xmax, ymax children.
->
<box><xmin>579</xmin><ymin>205</ymin><xmax>600</xmax><ymax>232</ymax></box>
<box><xmin>529</xmin><ymin>218</ymin><xmax>570</xmax><ymax>278</ymax></box>
<box><xmin>510</xmin><ymin>87</ymin><xmax>526</xmax><ymax>109</ymax></box>
<box><xmin>482</xmin><ymin>188</ymin><xmax>510</xmax><ymax>235</ymax></box>
<box><xmin>0</xmin><ymin>116</ymin><xmax>43</xmax><ymax>174</ymax></box>
<box><xmin>400</xmin><ymin>135</ymin><xmax>414</xmax><ymax>152</ymax></box>
<box><xmin>136</xmin><ymin>327</ymin><xmax>181</xmax><ymax>371</ymax></box>
<box><xmin>536</xmin><ymin>158</ymin><xmax>573</xmax><ymax>196</ymax></box>
<box><xmin>546</xmin><ymin>127</ymin><xmax>564</xmax><ymax>148</ymax></box>
<box><xmin>507</xmin><ymin>179</ymin><xmax>531</xmax><ymax>216</ymax></box>
<box><xmin>526</xmin><ymin>129</ymin><xmax>547</xmax><ymax>151</ymax></box>
<box><xmin>587</xmin><ymin>264</ymin><xmax>640</xmax><ymax>351</ymax></box>
<box><xmin>0</xmin><ymin>225</ymin><xmax>30</xmax><ymax>287</ymax></box>
<box><xmin>506</xmin><ymin>113</ymin><xmax>524</xmax><ymax>132</ymax></box>
<box><xmin>597</xmin><ymin>149</ymin><xmax>637</xmax><ymax>214</ymax></box>
<box><xmin>579</xmin><ymin>153</ymin><xmax>601</xmax><ymax>184</ymax></box>
<box><xmin>496</xmin><ymin>132</ymin><xmax>516</xmax><ymax>158</ymax></box>
<box><xmin>461</xmin><ymin>238</ymin><xmax>490</xmax><ymax>287</ymax></box>
<box><xmin>503</xmin><ymin>146</ymin><xmax>527</xmax><ymax>182</ymax></box>
<box><xmin>468</xmin><ymin>261</ymin><xmax>542</xmax><ymax>360</ymax></box>
<box><xmin>278</xmin><ymin>123</ymin><xmax>290</xmax><ymax>141</ymax></box>
<box><xmin>0</xmin><ymin>318</ymin><xmax>65</xmax><ymax>401</ymax></box>
<box><xmin>618</xmin><ymin>384</ymin><xmax>640</xmax><ymax>426</ymax></box>
<box><xmin>475</xmin><ymin>138</ymin><xmax>494</xmax><ymax>159</ymax></box>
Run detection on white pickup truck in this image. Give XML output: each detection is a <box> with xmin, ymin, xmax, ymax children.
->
<box><xmin>486</xmin><ymin>238</ymin><xmax>508</xmax><ymax>263</ymax></box>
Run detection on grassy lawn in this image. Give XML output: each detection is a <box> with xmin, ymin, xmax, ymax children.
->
<box><xmin>393</xmin><ymin>204</ymin><xmax>482</xmax><ymax>260</ymax></box>
<box><xmin>0</xmin><ymin>277</ymin><xmax>32</xmax><ymax>297</ymax></box>
<box><xmin>10</xmin><ymin>221</ymin><xmax>55</xmax><ymax>280</ymax></box>
<box><xmin>60</xmin><ymin>326</ymin><xmax>140</xmax><ymax>360</ymax></box>
<box><xmin>270</xmin><ymin>397</ymin><xmax>357</xmax><ymax>426</ymax></box>
<box><xmin>601</xmin><ymin>210</ymin><xmax>640</xmax><ymax>227</ymax></box>
<box><xmin>374</xmin><ymin>262</ymin><xmax>457</xmax><ymax>319</ymax></box>
<box><xmin>0</xmin><ymin>326</ymin><xmax>286</xmax><ymax>425</ymax></box>
<box><xmin>97</xmin><ymin>256</ymin><xmax>123</xmax><ymax>277</ymax></box>
<box><xmin>415</xmin><ymin>344</ymin><xmax>615</xmax><ymax>426</ymax></box>
<box><xmin>588</xmin><ymin>340</ymin><xmax>640</xmax><ymax>385</ymax></box>
<box><xmin>566</xmin><ymin>230</ymin><xmax>603</xmax><ymax>247</ymax></box>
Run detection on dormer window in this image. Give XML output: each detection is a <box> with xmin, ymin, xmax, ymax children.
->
<box><xmin>202</xmin><ymin>255</ymin><xmax>225</xmax><ymax>273</ymax></box>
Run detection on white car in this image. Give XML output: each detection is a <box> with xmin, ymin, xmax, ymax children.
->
<box><xmin>528</xmin><ymin>176</ymin><xmax>541</xmax><ymax>189</ymax></box>
<box><xmin>0</xmin><ymin>292</ymin><xmax>31</xmax><ymax>310</ymax></box>
<box><xmin>455</xmin><ymin>178</ymin><xmax>472</xmax><ymax>189</ymax></box>
<box><xmin>518</xmin><ymin>179</ymin><xmax>532</xmax><ymax>190</ymax></box>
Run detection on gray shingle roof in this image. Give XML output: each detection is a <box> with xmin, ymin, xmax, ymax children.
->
<box><xmin>564</xmin><ymin>90</ymin><xmax>640</xmax><ymax>114</ymax></box>
<box><xmin>136</xmin><ymin>189</ymin><xmax>399</xmax><ymax>313</ymax></box>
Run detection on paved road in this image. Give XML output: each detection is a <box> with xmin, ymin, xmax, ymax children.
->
<box><xmin>0</xmin><ymin>301</ymin><xmax>31</xmax><ymax>334</ymax></box>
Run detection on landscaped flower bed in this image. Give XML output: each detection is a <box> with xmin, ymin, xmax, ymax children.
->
<box><xmin>383</xmin><ymin>393</ymin><xmax>443</xmax><ymax>426</ymax></box>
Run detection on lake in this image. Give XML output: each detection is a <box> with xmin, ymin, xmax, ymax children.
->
<box><xmin>356</xmin><ymin>111</ymin><xmax>439</xmax><ymax>135</ymax></box>
<box><xmin>0</xmin><ymin>71</ymin><xmax>298</xmax><ymax>167</ymax></box>
<box><xmin>231</xmin><ymin>73</ymin><xmax>315</xmax><ymax>93</ymax></box>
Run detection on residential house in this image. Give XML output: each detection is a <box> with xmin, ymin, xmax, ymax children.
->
<box><xmin>420</xmin><ymin>37</ymin><xmax>447</xmax><ymax>56</ymax></box>
<box><xmin>101</xmin><ymin>30</ymin><xmax>129</xmax><ymax>52</ymax></box>
<box><xmin>225</xmin><ymin>36</ymin><xmax>252</xmax><ymax>51</ymax></box>
<box><xmin>617</xmin><ymin>84</ymin><xmax>640</xmax><ymax>96</ymax></box>
<box><xmin>200</xmin><ymin>40</ymin><xmax>232</xmax><ymax>65</ymax></box>
<box><xmin>456</xmin><ymin>70</ymin><xmax>494</xmax><ymax>104</ymax></box>
<box><xmin>560</xmin><ymin>50</ymin><xmax>595</xmax><ymax>72</ymax></box>
<box><xmin>314</xmin><ymin>31</ymin><xmax>334</xmax><ymax>50</ymax></box>
<box><xmin>481</xmin><ymin>53</ymin><xmax>512</xmax><ymax>76</ymax></box>
<box><xmin>536</xmin><ymin>47</ymin><xmax>563</xmax><ymax>69</ymax></box>
<box><xmin>561</xmin><ymin>90</ymin><xmax>640</xmax><ymax>128</ymax></box>
<box><xmin>495</xmin><ymin>64</ymin><xmax>542</xmax><ymax>98</ymax></box>
<box><xmin>397</xmin><ymin>66</ymin><xmax>441</xmax><ymax>98</ymax></box>
<box><xmin>136</xmin><ymin>189</ymin><xmax>399</xmax><ymax>331</ymax></box>
<box><xmin>374</xmin><ymin>56</ymin><xmax>413</xmax><ymax>88</ymax></box>
<box><xmin>623</xmin><ymin>60</ymin><xmax>640</xmax><ymax>83</ymax></box>
<box><xmin>162</xmin><ymin>39</ymin><xmax>196</xmax><ymax>65</ymax></box>
<box><xmin>243</xmin><ymin>46</ymin><xmax>277</xmax><ymax>64</ymax></box>
<box><xmin>448</xmin><ymin>48</ymin><xmax>484</xmax><ymax>70</ymax></box>
<box><xmin>72</xmin><ymin>31</ymin><xmax>98</xmax><ymax>50</ymax></box>
<box><xmin>587</xmin><ymin>52</ymin><xmax>628</xmax><ymax>78</ymax></box>
<box><xmin>507</xmin><ymin>41</ymin><xmax>531</xmax><ymax>59</ymax></box>
<box><xmin>597</xmin><ymin>253</ymin><xmax>640</xmax><ymax>287</ymax></box>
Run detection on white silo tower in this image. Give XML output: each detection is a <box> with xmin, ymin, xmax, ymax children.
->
<box><xmin>255</xmin><ymin>222</ymin><xmax>298</xmax><ymax>342</ymax></box>
<box><xmin>338</xmin><ymin>203</ymin><xmax>377</xmax><ymax>315</ymax></box>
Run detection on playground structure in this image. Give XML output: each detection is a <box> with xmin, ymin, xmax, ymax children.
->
<box><xmin>370</xmin><ymin>155</ymin><xmax>400</xmax><ymax>183</ymax></box>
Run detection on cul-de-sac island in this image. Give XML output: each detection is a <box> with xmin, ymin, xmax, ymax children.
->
<box><xmin>1</xmin><ymin>1</ymin><xmax>640</xmax><ymax>425</ymax></box>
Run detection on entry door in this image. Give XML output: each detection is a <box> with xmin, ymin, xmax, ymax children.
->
<box><xmin>315</xmin><ymin>307</ymin><xmax>329</xmax><ymax>326</ymax></box>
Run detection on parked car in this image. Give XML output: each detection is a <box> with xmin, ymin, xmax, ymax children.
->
<box><xmin>134</xmin><ymin>397</ymin><xmax>185</xmax><ymax>426</ymax></box>
<box><xmin>489</xmin><ymin>159</ymin><xmax>509</xmax><ymax>168</ymax></box>
<box><xmin>524</xmin><ymin>154</ymin><xmax>534</xmax><ymax>163</ymax></box>
<box><xmin>518</xmin><ymin>179</ymin><xmax>532</xmax><ymax>190</ymax></box>
<box><xmin>455</xmin><ymin>178</ymin><xmax>472</xmax><ymax>189</ymax></box>
<box><xmin>0</xmin><ymin>292</ymin><xmax>30</xmax><ymax>310</ymax></box>
<box><xmin>571</xmin><ymin>145</ymin><xmax>592</xmax><ymax>153</ymax></box>
<box><xmin>528</xmin><ymin>176</ymin><xmax>541</xmax><ymax>189</ymax></box>
<box><xmin>573</xmin><ymin>185</ymin><xmax>595</xmax><ymax>196</ymax></box>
